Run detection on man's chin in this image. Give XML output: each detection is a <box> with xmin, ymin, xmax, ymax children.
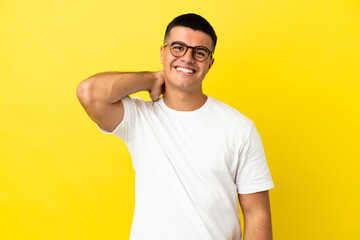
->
<box><xmin>165</xmin><ymin>80</ymin><xmax>202</xmax><ymax>93</ymax></box>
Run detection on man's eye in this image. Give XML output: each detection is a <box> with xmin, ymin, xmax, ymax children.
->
<box><xmin>194</xmin><ymin>50</ymin><xmax>206</xmax><ymax>57</ymax></box>
<box><xmin>172</xmin><ymin>45</ymin><xmax>184</xmax><ymax>51</ymax></box>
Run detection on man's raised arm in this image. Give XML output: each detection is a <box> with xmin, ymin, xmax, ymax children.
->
<box><xmin>76</xmin><ymin>71</ymin><xmax>165</xmax><ymax>132</ymax></box>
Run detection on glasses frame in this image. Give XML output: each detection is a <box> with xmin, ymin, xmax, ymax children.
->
<box><xmin>163</xmin><ymin>41</ymin><xmax>213</xmax><ymax>62</ymax></box>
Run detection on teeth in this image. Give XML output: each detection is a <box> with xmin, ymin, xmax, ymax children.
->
<box><xmin>176</xmin><ymin>67</ymin><xmax>194</xmax><ymax>74</ymax></box>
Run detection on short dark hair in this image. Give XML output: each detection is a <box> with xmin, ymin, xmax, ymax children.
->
<box><xmin>164</xmin><ymin>13</ymin><xmax>217</xmax><ymax>51</ymax></box>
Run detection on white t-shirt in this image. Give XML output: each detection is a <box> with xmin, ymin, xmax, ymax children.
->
<box><xmin>98</xmin><ymin>95</ymin><xmax>274</xmax><ymax>240</ymax></box>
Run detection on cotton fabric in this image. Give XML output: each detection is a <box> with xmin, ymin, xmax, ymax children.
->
<box><xmin>98</xmin><ymin>95</ymin><xmax>274</xmax><ymax>240</ymax></box>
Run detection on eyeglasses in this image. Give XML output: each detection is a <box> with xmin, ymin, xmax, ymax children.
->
<box><xmin>163</xmin><ymin>41</ymin><xmax>213</xmax><ymax>62</ymax></box>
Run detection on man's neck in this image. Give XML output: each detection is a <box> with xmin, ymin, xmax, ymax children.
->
<box><xmin>162</xmin><ymin>88</ymin><xmax>207</xmax><ymax>111</ymax></box>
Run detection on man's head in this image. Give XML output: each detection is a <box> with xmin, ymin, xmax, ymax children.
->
<box><xmin>161</xmin><ymin>14</ymin><xmax>217</xmax><ymax>94</ymax></box>
<box><xmin>164</xmin><ymin>13</ymin><xmax>217</xmax><ymax>51</ymax></box>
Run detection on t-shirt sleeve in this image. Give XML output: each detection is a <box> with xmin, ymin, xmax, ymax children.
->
<box><xmin>236</xmin><ymin>122</ymin><xmax>274</xmax><ymax>194</ymax></box>
<box><xmin>96</xmin><ymin>96</ymin><xmax>137</xmax><ymax>143</ymax></box>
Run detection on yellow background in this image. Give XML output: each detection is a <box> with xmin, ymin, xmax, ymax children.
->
<box><xmin>1</xmin><ymin>0</ymin><xmax>359</xmax><ymax>239</ymax></box>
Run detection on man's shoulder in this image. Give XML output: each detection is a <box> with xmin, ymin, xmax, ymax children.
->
<box><xmin>123</xmin><ymin>96</ymin><xmax>154</xmax><ymax>108</ymax></box>
<box><xmin>210</xmin><ymin>96</ymin><xmax>252</xmax><ymax>119</ymax></box>
<box><xmin>208</xmin><ymin>96</ymin><xmax>255</xmax><ymax>134</ymax></box>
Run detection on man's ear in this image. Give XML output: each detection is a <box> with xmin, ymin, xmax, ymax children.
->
<box><xmin>208</xmin><ymin>58</ymin><xmax>215</xmax><ymax>71</ymax></box>
<box><xmin>160</xmin><ymin>46</ymin><xmax>164</xmax><ymax>64</ymax></box>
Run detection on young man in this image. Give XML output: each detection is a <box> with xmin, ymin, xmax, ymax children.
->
<box><xmin>77</xmin><ymin>13</ymin><xmax>274</xmax><ymax>240</ymax></box>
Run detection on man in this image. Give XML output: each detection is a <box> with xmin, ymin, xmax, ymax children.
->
<box><xmin>77</xmin><ymin>13</ymin><xmax>274</xmax><ymax>240</ymax></box>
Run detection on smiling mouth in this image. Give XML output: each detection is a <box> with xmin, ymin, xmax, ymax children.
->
<box><xmin>175</xmin><ymin>66</ymin><xmax>196</xmax><ymax>74</ymax></box>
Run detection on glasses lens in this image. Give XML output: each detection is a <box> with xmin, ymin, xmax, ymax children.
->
<box><xmin>168</xmin><ymin>42</ymin><xmax>211</xmax><ymax>61</ymax></box>
<box><xmin>170</xmin><ymin>42</ymin><xmax>187</xmax><ymax>57</ymax></box>
<box><xmin>193</xmin><ymin>47</ymin><xmax>209</xmax><ymax>61</ymax></box>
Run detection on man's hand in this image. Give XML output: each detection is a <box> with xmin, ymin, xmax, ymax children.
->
<box><xmin>149</xmin><ymin>70</ymin><xmax>165</xmax><ymax>102</ymax></box>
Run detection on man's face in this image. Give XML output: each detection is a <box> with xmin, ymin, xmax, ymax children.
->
<box><xmin>160</xmin><ymin>26</ymin><xmax>215</xmax><ymax>93</ymax></box>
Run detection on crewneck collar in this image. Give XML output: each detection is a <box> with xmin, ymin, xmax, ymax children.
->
<box><xmin>158</xmin><ymin>95</ymin><xmax>212</xmax><ymax>117</ymax></box>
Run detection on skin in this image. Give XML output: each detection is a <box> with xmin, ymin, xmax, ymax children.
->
<box><xmin>76</xmin><ymin>26</ymin><xmax>272</xmax><ymax>239</ymax></box>
<box><xmin>239</xmin><ymin>191</ymin><xmax>273</xmax><ymax>240</ymax></box>
<box><xmin>159</xmin><ymin>26</ymin><xmax>214</xmax><ymax>111</ymax></box>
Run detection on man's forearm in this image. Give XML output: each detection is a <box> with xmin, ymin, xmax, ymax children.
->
<box><xmin>243</xmin><ymin>214</ymin><xmax>272</xmax><ymax>240</ymax></box>
<box><xmin>80</xmin><ymin>71</ymin><xmax>158</xmax><ymax>104</ymax></box>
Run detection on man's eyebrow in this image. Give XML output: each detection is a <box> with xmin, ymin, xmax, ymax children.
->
<box><xmin>194</xmin><ymin>45</ymin><xmax>212</xmax><ymax>52</ymax></box>
<box><xmin>195</xmin><ymin>46</ymin><xmax>210</xmax><ymax>50</ymax></box>
<box><xmin>173</xmin><ymin>41</ymin><xmax>208</xmax><ymax>49</ymax></box>
<box><xmin>174</xmin><ymin>41</ymin><xmax>211</xmax><ymax>51</ymax></box>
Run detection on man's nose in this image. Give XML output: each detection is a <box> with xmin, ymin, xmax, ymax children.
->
<box><xmin>180</xmin><ymin>48</ymin><xmax>196</xmax><ymax>63</ymax></box>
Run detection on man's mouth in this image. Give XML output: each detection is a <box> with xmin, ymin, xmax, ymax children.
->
<box><xmin>174</xmin><ymin>66</ymin><xmax>196</xmax><ymax>74</ymax></box>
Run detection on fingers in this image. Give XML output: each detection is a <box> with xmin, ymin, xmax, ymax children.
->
<box><xmin>149</xmin><ymin>71</ymin><xmax>165</xmax><ymax>102</ymax></box>
<box><xmin>150</xmin><ymin>88</ymin><xmax>161</xmax><ymax>102</ymax></box>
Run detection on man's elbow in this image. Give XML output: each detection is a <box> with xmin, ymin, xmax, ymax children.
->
<box><xmin>76</xmin><ymin>80</ymin><xmax>92</xmax><ymax>105</ymax></box>
<box><xmin>77</xmin><ymin>77</ymin><xmax>105</xmax><ymax>105</ymax></box>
